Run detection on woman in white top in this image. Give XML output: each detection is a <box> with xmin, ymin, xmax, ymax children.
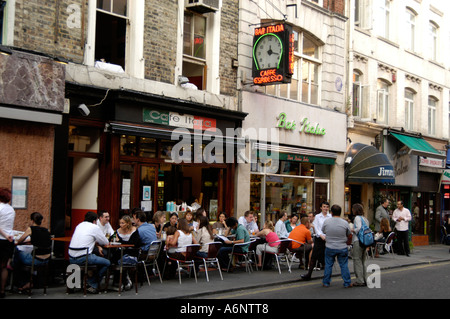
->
<box><xmin>194</xmin><ymin>215</ymin><xmax>214</xmax><ymax>258</ymax></box>
<box><xmin>0</xmin><ymin>188</ymin><xmax>15</xmax><ymax>298</ymax></box>
<box><xmin>165</xmin><ymin>218</ymin><xmax>198</xmax><ymax>279</ymax></box>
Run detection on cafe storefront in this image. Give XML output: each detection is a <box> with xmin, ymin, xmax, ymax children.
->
<box><xmin>236</xmin><ymin>91</ymin><xmax>347</xmax><ymax>227</ymax></box>
<box><xmin>57</xmin><ymin>84</ymin><xmax>247</xmax><ymax>232</ymax></box>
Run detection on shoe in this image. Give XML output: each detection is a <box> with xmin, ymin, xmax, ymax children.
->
<box><xmin>86</xmin><ymin>286</ymin><xmax>99</xmax><ymax>294</ymax></box>
<box><xmin>344</xmin><ymin>284</ymin><xmax>353</xmax><ymax>288</ymax></box>
<box><xmin>300</xmin><ymin>274</ymin><xmax>311</xmax><ymax>281</ymax></box>
<box><xmin>352</xmin><ymin>282</ymin><xmax>366</xmax><ymax>287</ymax></box>
<box><xmin>322</xmin><ymin>284</ymin><xmax>329</xmax><ymax>288</ymax></box>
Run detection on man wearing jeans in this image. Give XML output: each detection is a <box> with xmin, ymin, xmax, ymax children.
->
<box><xmin>69</xmin><ymin>211</ymin><xmax>110</xmax><ymax>294</ymax></box>
<box><xmin>321</xmin><ymin>204</ymin><xmax>352</xmax><ymax>288</ymax></box>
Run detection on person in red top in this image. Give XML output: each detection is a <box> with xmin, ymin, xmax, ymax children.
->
<box><xmin>289</xmin><ymin>217</ymin><xmax>313</xmax><ymax>268</ymax></box>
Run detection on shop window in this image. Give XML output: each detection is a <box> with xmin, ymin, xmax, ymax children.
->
<box><xmin>183</xmin><ymin>12</ymin><xmax>207</xmax><ymax>90</ymax></box>
<box><xmin>120</xmin><ymin>136</ymin><xmax>156</xmax><ymax>158</ymax></box>
<box><xmin>68</xmin><ymin>125</ymin><xmax>101</xmax><ymax>153</ymax></box>
<box><xmin>95</xmin><ymin>0</ymin><xmax>128</xmax><ymax>70</ymax></box>
<box><xmin>265</xmin><ymin>31</ymin><xmax>321</xmax><ymax>105</ymax></box>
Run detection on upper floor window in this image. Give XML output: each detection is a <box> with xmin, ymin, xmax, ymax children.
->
<box><xmin>405</xmin><ymin>8</ymin><xmax>416</xmax><ymax>52</ymax></box>
<box><xmin>428</xmin><ymin>96</ymin><xmax>437</xmax><ymax>136</ymax></box>
<box><xmin>428</xmin><ymin>21</ymin><xmax>438</xmax><ymax>61</ymax></box>
<box><xmin>265</xmin><ymin>31</ymin><xmax>321</xmax><ymax>105</ymax></box>
<box><xmin>0</xmin><ymin>0</ymin><xmax>6</xmax><ymax>44</ymax></box>
<box><xmin>352</xmin><ymin>71</ymin><xmax>370</xmax><ymax>119</ymax></box>
<box><xmin>376</xmin><ymin>0</ymin><xmax>390</xmax><ymax>39</ymax></box>
<box><xmin>404</xmin><ymin>89</ymin><xmax>415</xmax><ymax>130</ymax></box>
<box><xmin>182</xmin><ymin>12</ymin><xmax>207</xmax><ymax>90</ymax></box>
<box><xmin>95</xmin><ymin>0</ymin><xmax>128</xmax><ymax>70</ymax></box>
<box><xmin>376</xmin><ymin>79</ymin><xmax>390</xmax><ymax>124</ymax></box>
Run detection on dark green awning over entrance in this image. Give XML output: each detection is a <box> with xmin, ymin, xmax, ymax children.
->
<box><xmin>390</xmin><ymin>132</ymin><xmax>446</xmax><ymax>159</ymax></box>
<box><xmin>345</xmin><ymin>143</ymin><xmax>395</xmax><ymax>184</ymax></box>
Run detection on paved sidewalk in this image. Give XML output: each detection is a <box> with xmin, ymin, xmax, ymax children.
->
<box><xmin>6</xmin><ymin>244</ymin><xmax>450</xmax><ymax>299</ymax></box>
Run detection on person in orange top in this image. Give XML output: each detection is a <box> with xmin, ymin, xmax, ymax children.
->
<box><xmin>289</xmin><ymin>217</ymin><xmax>313</xmax><ymax>269</ymax></box>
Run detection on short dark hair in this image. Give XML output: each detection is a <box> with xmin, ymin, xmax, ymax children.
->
<box><xmin>225</xmin><ymin>217</ymin><xmax>238</xmax><ymax>228</ymax></box>
<box><xmin>330</xmin><ymin>205</ymin><xmax>341</xmax><ymax>216</ymax></box>
<box><xmin>97</xmin><ymin>210</ymin><xmax>109</xmax><ymax>219</ymax></box>
<box><xmin>320</xmin><ymin>201</ymin><xmax>330</xmax><ymax>207</ymax></box>
<box><xmin>30</xmin><ymin>212</ymin><xmax>44</xmax><ymax>225</ymax></box>
<box><xmin>134</xmin><ymin>210</ymin><xmax>147</xmax><ymax>222</ymax></box>
<box><xmin>0</xmin><ymin>188</ymin><xmax>11</xmax><ymax>203</ymax></box>
<box><xmin>84</xmin><ymin>211</ymin><xmax>98</xmax><ymax>223</ymax></box>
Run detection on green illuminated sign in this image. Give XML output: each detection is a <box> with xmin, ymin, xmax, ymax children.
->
<box><xmin>276</xmin><ymin>112</ymin><xmax>326</xmax><ymax>136</ymax></box>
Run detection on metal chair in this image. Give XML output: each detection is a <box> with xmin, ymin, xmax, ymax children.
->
<box><xmin>377</xmin><ymin>232</ymin><xmax>396</xmax><ymax>258</ymax></box>
<box><xmin>164</xmin><ymin>244</ymin><xmax>201</xmax><ymax>284</ymax></box>
<box><xmin>105</xmin><ymin>246</ymin><xmax>140</xmax><ymax>296</ymax></box>
<box><xmin>67</xmin><ymin>247</ymin><xmax>98</xmax><ymax>297</ymax></box>
<box><xmin>195</xmin><ymin>242</ymin><xmax>223</xmax><ymax>282</ymax></box>
<box><xmin>288</xmin><ymin>239</ymin><xmax>306</xmax><ymax>272</ymax></box>
<box><xmin>20</xmin><ymin>246</ymin><xmax>51</xmax><ymax>297</ymax></box>
<box><xmin>262</xmin><ymin>239</ymin><xmax>292</xmax><ymax>274</ymax></box>
<box><xmin>227</xmin><ymin>239</ymin><xmax>255</xmax><ymax>273</ymax></box>
<box><xmin>140</xmin><ymin>240</ymin><xmax>163</xmax><ymax>286</ymax></box>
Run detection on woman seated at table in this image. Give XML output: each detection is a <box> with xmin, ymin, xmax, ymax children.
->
<box><xmin>164</xmin><ymin>218</ymin><xmax>198</xmax><ymax>278</ymax></box>
<box><xmin>13</xmin><ymin>212</ymin><xmax>52</xmax><ymax>292</ymax></box>
<box><xmin>194</xmin><ymin>215</ymin><xmax>214</xmax><ymax>258</ymax></box>
<box><xmin>162</xmin><ymin>212</ymin><xmax>178</xmax><ymax>233</ymax></box>
<box><xmin>185</xmin><ymin>210</ymin><xmax>195</xmax><ymax>231</ymax></box>
<box><xmin>152</xmin><ymin>211</ymin><xmax>166</xmax><ymax>239</ymax></box>
<box><xmin>254</xmin><ymin>221</ymin><xmax>280</xmax><ymax>268</ymax></box>
<box><xmin>374</xmin><ymin>217</ymin><xmax>391</xmax><ymax>257</ymax></box>
<box><xmin>212</xmin><ymin>212</ymin><xmax>229</xmax><ymax>235</ymax></box>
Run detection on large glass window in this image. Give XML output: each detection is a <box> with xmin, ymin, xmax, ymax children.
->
<box><xmin>377</xmin><ymin>79</ymin><xmax>390</xmax><ymax>124</ymax></box>
<box><xmin>68</xmin><ymin>125</ymin><xmax>101</xmax><ymax>153</ymax></box>
<box><xmin>265</xmin><ymin>31</ymin><xmax>321</xmax><ymax>105</ymax></box>
<box><xmin>428</xmin><ymin>97</ymin><xmax>437</xmax><ymax>136</ymax></box>
<box><xmin>404</xmin><ymin>89</ymin><xmax>414</xmax><ymax>130</ymax></box>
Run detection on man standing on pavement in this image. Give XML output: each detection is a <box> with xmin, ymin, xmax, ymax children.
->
<box><xmin>300</xmin><ymin>201</ymin><xmax>331</xmax><ymax>280</ymax></box>
<box><xmin>322</xmin><ymin>204</ymin><xmax>352</xmax><ymax>288</ymax></box>
<box><xmin>374</xmin><ymin>198</ymin><xmax>390</xmax><ymax>232</ymax></box>
<box><xmin>392</xmin><ymin>200</ymin><xmax>411</xmax><ymax>256</ymax></box>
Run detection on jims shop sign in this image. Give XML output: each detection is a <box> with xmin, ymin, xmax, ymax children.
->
<box><xmin>143</xmin><ymin>108</ymin><xmax>216</xmax><ymax>131</ymax></box>
<box><xmin>252</xmin><ymin>23</ymin><xmax>294</xmax><ymax>85</ymax></box>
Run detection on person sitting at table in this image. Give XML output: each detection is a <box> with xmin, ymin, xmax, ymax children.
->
<box><xmin>275</xmin><ymin>211</ymin><xmax>289</xmax><ymax>239</ymax></box>
<box><xmin>162</xmin><ymin>212</ymin><xmax>178</xmax><ymax>233</ymax></box>
<box><xmin>193</xmin><ymin>208</ymin><xmax>207</xmax><ymax>231</ymax></box>
<box><xmin>96</xmin><ymin>210</ymin><xmax>114</xmax><ymax>238</ymax></box>
<box><xmin>212</xmin><ymin>212</ymin><xmax>229</xmax><ymax>235</ymax></box>
<box><xmin>194</xmin><ymin>215</ymin><xmax>214</xmax><ymax>258</ymax></box>
<box><xmin>288</xmin><ymin>216</ymin><xmax>313</xmax><ymax>269</ymax></box>
<box><xmin>374</xmin><ymin>217</ymin><xmax>391</xmax><ymax>257</ymax></box>
<box><xmin>285</xmin><ymin>214</ymin><xmax>299</xmax><ymax>235</ymax></box>
<box><xmin>217</xmin><ymin>217</ymin><xmax>250</xmax><ymax>270</ymax></box>
<box><xmin>164</xmin><ymin>218</ymin><xmax>199</xmax><ymax>279</ymax></box>
<box><xmin>254</xmin><ymin>221</ymin><xmax>280</xmax><ymax>269</ymax></box>
<box><xmin>238</xmin><ymin>211</ymin><xmax>259</xmax><ymax>234</ymax></box>
<box><xmin>69</xmin><ymin>211</ymin><xmax>110</xmax><ymax>294</ymax></box>
<box><xmin>13</xmin><ymin>212</ymin><xmax>52</xmax><ymax>292</ymax></box>
<box><xmin>132</xmin><ymin>210</ymin><xmax>157</xmax><ymax>253</ymax></box>
<box><xmin>152</xmin><ymin>211</ymin><xmax>166</xmax><ymax>239</ymax></box>
<box><xmin>185</xmin><ymin>210</ymin><xmax>195</xmax><ymax>231</ymax></box>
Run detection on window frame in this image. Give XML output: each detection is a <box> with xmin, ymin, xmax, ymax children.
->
<box><xmin>428</xmin><ymin>96</ymin><xmax>437</xmax><ymax>136</ymax></box>
<box><xmin>376</xmin><ymin>79</ymin><xmax>390</xmax><ymax>124</ymax></box>
<box><xmin>405</xmin><ymin>8</ymin><xmax>416</xmax><ymax>52</ymax></box>
<box><xmin>376</xmin><ymin>0</ymin><xmax>390</xmax><ymax>39</ymax></box>
<box><xmin>404</xmin><ymin>89</ymin><xmax>415</xmax><ymax>131</ymax></box>
<box><xmin>428</xmin><ymin>21</ymin><xmax>438</xmax><ymax>62</ymax></box>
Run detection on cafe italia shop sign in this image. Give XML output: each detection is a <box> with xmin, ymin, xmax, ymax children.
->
<box><xmin>143</xmin><ymin>108</ymin><xmax>216</xmax><ymax>132</ymax></box>
<box><xmin>276</xmin><ymin>112</ymin><xmax>326</xmax><ymax>136</ymax></box>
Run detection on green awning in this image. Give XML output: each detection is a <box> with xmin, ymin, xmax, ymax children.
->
<box><xmin>390</xmin><ymin>132</ymin><xmax>446</xmax><ymax>159</ymax></box>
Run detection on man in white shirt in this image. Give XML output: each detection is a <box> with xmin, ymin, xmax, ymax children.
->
<box><xmin>301</xmin><ymin>201</ymin><xmax>331</xmax><ymax>281</ymax></box>
<box><xmin>392</xmin><ymin>200</ymin><xmax>411</xmax><ymax>256</ymax></box>
<box><xmin>96</xmin><ymin>210</ymin><xmax>114</xmax><ymax>237</ymax></box>
<box><xmin>275</xmin><ymin>211</ymin><xmax>289</xmax><ymax>239</ymax></box>
<box><xmin>238</xmin><ymin>211</ymin><xmax>259</xmax><ymax>234</ymax></box>
<box><xmin>69</xmin><ymin>211</ymin><xmax>110</xmax><ymax>293</ymax></box>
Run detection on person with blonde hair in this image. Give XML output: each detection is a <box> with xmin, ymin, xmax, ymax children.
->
<box><xmin>255</xmin><ymin>221</ymin><xmax>280</xmax><ymax>268</ymax></box>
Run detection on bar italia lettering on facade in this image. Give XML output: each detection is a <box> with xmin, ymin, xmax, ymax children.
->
<box><xmin>276</xmin><ymin>112</ymin><xmax>326</xmax><ymax>136</ymax></box>
<box><xmin>252</xmin><ymin>24</ymin><xmax>294</xmax><ymax>85</ymax></box>
<box><xmin>143</xmin><ymin>108</ymin><xmax>216</xmax><ymax>132</ymax></box>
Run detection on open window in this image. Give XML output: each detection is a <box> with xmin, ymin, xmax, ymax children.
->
<box><xmin>95</xmin><ymin>0</ymin><xmax>128</xmax><ymax>71</ymax></box>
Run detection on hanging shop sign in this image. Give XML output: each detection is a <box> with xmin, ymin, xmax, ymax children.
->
<box><xmin>143</xmin><ymin>108</ymin><xmax>216</xmax><ymax>132</ymax></box>
<box><xmin>252</xmin><ymin>23</ymin><xmax>294</xmax><ymax>85</ymax></box>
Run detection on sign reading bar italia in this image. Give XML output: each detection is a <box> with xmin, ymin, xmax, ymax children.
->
<box><xmin>252</xmin><ymin>23</ymin><xmax>294</xmax><ymax>85</ymax></box>
<box><xmin>143</xmin><ymin>108</ymin><xmax>216</xmax><ymax>132</ymax></box>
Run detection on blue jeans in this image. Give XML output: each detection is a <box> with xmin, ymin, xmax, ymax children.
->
<box><xmin>14</xmin><ymin>250</ymin><xmax>49</xmax><ymax>267</ymax></box>
<box><xmin>322</xmin><ymin>247</ymin><xmax>351</xmax><ymax>287</ymax></box>
<box><xmin>69</xmin><ymin>254</ymin><xmax>110</xmax><ymax>289</ymax></box>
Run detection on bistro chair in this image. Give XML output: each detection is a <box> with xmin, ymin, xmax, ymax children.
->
<box><xmin>195</xmin><ymin>242</ymin><xmax>223</xmax><ymax>282</ymax></box>
<box><xmin>66</xmin><ymin>247</ymin><xmax>97</xmax><ymax>297</ymax></box>
<box><xmin>20</xmin><ymin>245</ymin><xmax>51</xmax><ymax>297</ymax></box>
<box><xmin>164</xmin><ymin>244</ymin><xmax>201</xmax><ymax>284</ymax></box>
<box><xmin>261</xmin><ymin>239</ymin><xmax>292</xmax><ymax>274</ymax></box>
<box><xmin>288</xmin><ymin>239</ymin><xmax>306</xmax><ymax>272</ymax></box>
<box><xmin>105</xmin><ymin>246</ymin><xmax>140</xmax><ymax>296</ymax></box>
<box><xmin>378</xmin><ymin>232</ymin><xmax>396</xmax><ymax>258</ymax></box>
<box><xmin>227</xmin><ymin>239</ymin><xmax>255</xmax><ymax>273</ymax></box>
<box><xmin>140</xmin><ymin>240</ymin><xmax>163</xmax><ymax>286</ymax></box>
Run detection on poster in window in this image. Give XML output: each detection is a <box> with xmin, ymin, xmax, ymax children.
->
<box><xmin>143</xmin><ymin>186</ymin><xmax>151</xmax><ymax>201</ymax></box>
<box><xmin>11</xmin><ymin>177</ymin><xmax>28</xmax><ymax>209</ymax></box>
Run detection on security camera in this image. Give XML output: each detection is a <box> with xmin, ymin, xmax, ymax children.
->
<box><xmin>77</xmin><ymin>104</ymin><xmax>90</xmax><ymax>116</ymax></box>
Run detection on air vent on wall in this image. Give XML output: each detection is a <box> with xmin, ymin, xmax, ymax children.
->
<box><xmin>185</xmin><ymin>0</ymin><xmax>219</xmax><ymax>13</ymax></box>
